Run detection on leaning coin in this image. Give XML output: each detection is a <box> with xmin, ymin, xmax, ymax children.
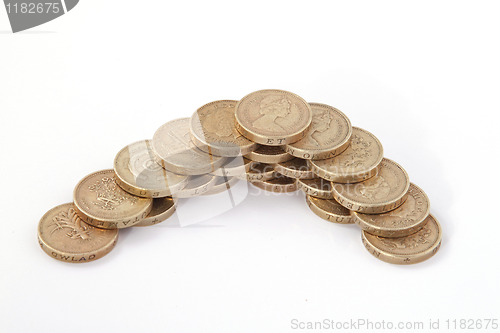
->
<box><xmin>244</xmin><ymin>145</ymin><xmax>294</xmax><ymax>164</ymax></box>
<box><xmin>235</xmin><ymin>89</ymin><xmax>312</xmax><ymax>145</ymax></box>
<box><xmin>174</xmin><ymin>174</ymin><xmax>216</xmax><ymax>198</ymax></box>
<box><xmin>74</xmin><ymin>169</ymin><xmax>153</xmax><ymax>229</ymax></box>
<box><xmin>332</xmin><ymin>158</ymin><xmax>410</xmax><ymax>214</ymax></box>
<box><xmin>38</xmin><ymin>203</ymin><xmax>118</xmax><ymax>263</ymax></box>
<box><xmin>239</xmin><ymin>162</ymin><xmax>275</xmax><ymax>182</ymax></box>
<box><xmin>152</xmin><ymin>118</ymin><xmax>226</xmax><ymax>175</ymax></box>
<box><xmin>204</xmin><ymin>176</ymin><xmax>240</xmax><ymax>195</ymax></box>
<box><xmin>250</xmin><ymin>175</ymin><xmax>298</xmax><ymax>193</ymax></box>
<box><xmin>306</xmin><ymin>195</ymin><xmax>353</xmax><ymax>224</ymax></box>
<box><xmin>361</xmin><ymin>214</ymin><xmax>442</xmax><ymax>265</ymax></box>
<box><xmin>211</xmin><ymin>156</ymin><xmax>252</xmax><ymax>177</ymax></box>
<box><xmin>297</xmin><ymin>178</ymin><xmax>334</xmax><ymax>199</ymax></box>
<box><xmin>114</xmin><ymin>140</ymin><xmax>188</xmax><ymax>198</ymax></box>
<box><xmin>285</xmin><ymin>103</ymin><xmax>352</xmax><ymax>160</ymax></box>
<box><xmin>275</xmin><ymin>158</ymin><xmax>315</xmax><ymax>179</ymax></box>
<box><xmin>135</xmin><ymin>197</ymin><xmax>176</xmax><ymax>227</ymax></box>
<box><xmin>190</xmin><ymin>100</ymin><xmax>259</xmax><ymax>157</ymax></box>
<box><xmin>352</xmin><ymin>183</ymin><xmax>430</xmax><ymax>237</ymax></box>
<box><xmin>309</xmin><ymin>127</ymin><xmax>383</xmax><ymax>183</ymax></box>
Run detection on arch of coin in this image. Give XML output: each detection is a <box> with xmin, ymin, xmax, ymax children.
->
<box><xmin>37</xmin><ymin>89</ymin><xmax>441</xmax><ymax>265</ymax></box>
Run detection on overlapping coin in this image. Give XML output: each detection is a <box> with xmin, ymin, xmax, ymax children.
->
<box><xmin>286</xmin><ymin>103</ymin><xmax>352</xmax><ymax>160</ymax></box>
<box><xmin>190</xmin><ymin>100</ymin><xmax>258</xmax><ymax>157</ymax></box>
<box><xmin>38</xmin><ymin>89</ymin><xmax>441</xmax><ymax>265</ymax></box>
<box><xmin>73</xmin><ymin>169</ymin><xmax>153</xmax><ymax>229</ymax></box>
<box><xmin>152</xmin><ymin>118</ymin><xmax>226</xmax><ymax>175</ymax></box>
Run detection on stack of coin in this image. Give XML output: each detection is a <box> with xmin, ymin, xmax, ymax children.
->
<box><xmin>38</xmin><ymin>89</ymin><xmax>441</xmax><ymax>265</ymax></box>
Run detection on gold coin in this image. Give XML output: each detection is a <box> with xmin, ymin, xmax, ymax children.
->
<box><xmin>152</xmin><ymin>118</ymin><xmax>226</xmax><ymax>175</ymax></box>
<box><xmin>74</xmin><ymin>169</ymin><xmax>153</xmax><ymax>229</ymax></box>
<box><xmin>274</xmin><ymin>158</ymin><xmax>315</xmax><ymax>179</ymax></box>
<box><xmin>190</xmin><ymin>100</ymin><xmax>258</xmax><ymax>157</ymax></box>
<box><xmin>285</xmin><ymin>103</ymin><xmax>352</xmax><ymax>160</ymax></box>
<box><xmin>250</xmin><ymin>175</ymin><xmax>297</xmax><ymax>193</ymax></box>
<box><xmin>332</xmin><ymin>158</ymin><xmax>410</xmax><ymax>214</ymax></box>
<box><xmin>38</xmin><ymin>203</ymin><xmax>118</xmax><ymax>263</ymax></box>
<box><xmin>204</xmin><ymin>176</ymin><xmax>240</xmax><ymax>195</ymax></box>
<box><xmin>361</xmin><ymin>214</ymin><xmax>442</xmax><ymax>264</ymax></box>
<box><xmin>239</xmin><ymin>162</ymin><xmax>275</xmax><ymax>181</ymax></box>
<box><xmin>235</xmin><ymin>89</ymin><xmax>312</xmax><ymax>145</ymax></box>
<box><xmin>309</xmin><ymin>127</ymin><xmax>383</xmax><ymax>183</ymax></box>
<box><xmin>305</xmin><ymin>195</ymin><xmax>353</xmax><ymax>224</ymax></box>
<box><xmin>297</xmin><ymin>177</ymin><xmax>334</xmax><ymax>199</ymax></box>
<box><xmin>353</xmin><ymin>183</ymin><xmax>430</xmax><ymax>237</ymax></box>
<box><xmin>244</xmin><ymin>145</ymin><xmax>294</xmax><ymax>164</ymax></box>
<box><xmin>174</xmin><ymin>174</ymin><xmax>216</xmax><ymax>198</ymax></box>
<box><xmin>211</xmin><ymin>156</ymin><xmax>252</xmax><ymax>177</ymax></box>
<box><xmin>135</xmin><ymin>197</ymin><xmax>176</xmax><ymax>227</ymax></box>
<box><xmin>114</xmin><ymin>140</ymin><xmax>188</xmax><ymax>198</ymax></box>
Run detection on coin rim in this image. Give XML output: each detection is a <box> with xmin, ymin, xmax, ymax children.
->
<box><xmin>203</xmin><ymin>176</ymin><xmax>240</xmax><ymax>195</ymax></box>
<box><xmin>134</xmin><ymin>197</ymin><xmax>176</xmax><ymax>227</ymax></box>
<box><xmin>250</xmin><ymin>176</ymin><xmax>298</xmax><ymax>193</ymax></box>
<box><xmin>274</xmin><ymin>158</ymin><xmax>316</xmax><ymax>179</ymax></box>
<box><xmin>297</xmin><ymin>178</ymin><xmax>335</xmax><ymax>199</ymax></box>
<box><xmin>305</xmin><ymin>195</ymin><xmax>353</xmax><ymax>224</ymax></box>
<box><xmin>361</xmin><ymin>214</ymin><xmax>442</xmax><ymax>264</ymax></box>
<box><xmin>174</xmin><ymin>174</ymin><xmax>217</xmax><ymax>198</ymax></box>
<box><xmin>244</xmin><ymin>145</ymin><xmax>294</xmax><ymax>164</ymax></box>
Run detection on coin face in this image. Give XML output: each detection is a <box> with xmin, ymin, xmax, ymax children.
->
<box><xmin>309</xmin><ymin>127</ymin><xmax>383</xmax><ymax>183</ymax></box>
<box><xmin>135</xmin><ymin>197</ymin><xmax>176</xmax><ymax>227</ymax></box>
<box><xmin>73</xmin><ymin>169</ymin><xmax>153</xmax><ymax>229</ymax></box>
<box><xmin>244</xmin><ymin>145</ymin><xmax>294</xmax><ymax>164</ymax></box>
<box><xmin>306</xmin><ymin>195</ymin><xmax>353</xmax><ymax>224</ymax></box>
<box><xmin>353</xmin><ymin>183</ymin><xmax>430</xmax><ymax>237</ymax></box>
<box><xmin>114</xmin><ymin>140</ymin><xmax>188</xmax><ymax>198</ymax></box>
<box><xmin>332</xmin><ymin>158</ymin><xmax>410</xmax><ymax>214</ymax></box>
<box><xmin>190</xmin><ymin>100</ymin><xmax>258</xmax><ymax>157</ymax></box>
<box><xmin>250</xmin><ymin>175</ymin><xmax>298</xmax><ymax>193</ymax></box>
<box><xmin>211</xmin><ymin>156</ymin><xmax>252</xmax><ymax>177</ymax></box>
<box><xmin>297</xmin><ymin>177</ymin><xmax>334</xmax><ymax>199</ymax></box>
<box><xmin>204</xmin><ymin>176</ymin><xmax>240</xmax><ymax>195</ymax></box>
<box><xmin>235</xmin><ymin>89</ymin><xmax>312</xmax><ymax>145</ymax></box>
<box><xmin>174</xmin><ymin>174</ymin><xmax>216</xmax><ymax>198</ymax></box>
<box><xmin>274</xmin><ymin>158</ymin><xmax>315</xmax><ymax>179</ymax></box>
<box><xmin>152</xmin><ymin>118</ymin><xmax>227</xmax><ymax>175</ymax></box>
<box><xmin>38</xmin><ymin>203</ymin><xmax>118</xmax><ymax>262</ymax></box>
<box><xmin>286</xmin><ymin>103</ymin><xmax>352</xmax><ymax>160</ymax></box>
<box><xmin>362</xmin><ymin>214</ymin><xmax>442</xmax><ymax>264</ymax></box>
<box><xmin>239</xmin><ymin>162</ymin><xmax>275</xmax><ymax>181</ymax></box>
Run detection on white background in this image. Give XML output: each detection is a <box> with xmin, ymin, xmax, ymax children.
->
<box><xmin>1</xmin><ymin>1</ymin><xmax>499</xmax><ymax>332</ymax></box>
